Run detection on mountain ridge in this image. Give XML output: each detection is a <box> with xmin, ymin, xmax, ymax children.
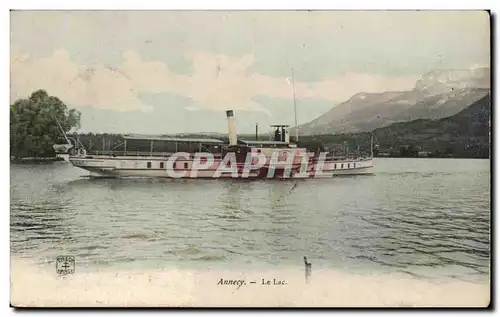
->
<box><xmin>294</xmin><ymin>67</ymin><xmax>490</xmax><ymax>135</ymax></box>
<box><xmin>295</xmin><ymin>93</ymin><xmax>491</xmax><ymax>158</ymax></box>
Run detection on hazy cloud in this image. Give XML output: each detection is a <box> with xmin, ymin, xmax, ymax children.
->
<box><xmin>10</xmin><ymin>10</ymin><xmax>490</xmax><ymax>133</ymax></box>
<box><xmin>11</xmin><ymin>47</ymin><xmax>421</xmax><ymax>113</ymax></box>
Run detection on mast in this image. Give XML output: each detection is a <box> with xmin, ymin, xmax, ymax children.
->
<box><xmin>54</xmin><ymin>116</ymin><xmax>71</xmax><ymax>145</ymax></box>
<box><xmin>292</xmin><ymin>68</ymin><xmax>298</xmax><ymax>142</ymax></box>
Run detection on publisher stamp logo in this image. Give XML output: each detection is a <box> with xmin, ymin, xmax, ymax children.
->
<box><xmin>56</xmin><ymin>256</ymin><xmax>75</xmax><ymax>275</ymax></box>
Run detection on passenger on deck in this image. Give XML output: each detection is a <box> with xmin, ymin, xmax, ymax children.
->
<box><xmin>274</xmin><ymin>128</ymin><xmax>281</xmax><ymax>142</ymax></box>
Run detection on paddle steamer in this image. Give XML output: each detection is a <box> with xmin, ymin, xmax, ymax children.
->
<box><xmin>64</xmin><ymin>110</ymin><xmax>374</xmax><ymax>179</ymax></box>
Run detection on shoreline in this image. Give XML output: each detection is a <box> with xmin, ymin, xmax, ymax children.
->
<box><xmin>10</xmin><ymin>257</ymin><xmax>490</xmax><ymax>307</ymax></box>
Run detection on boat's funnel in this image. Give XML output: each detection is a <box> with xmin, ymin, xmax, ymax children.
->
<box><xmin>226</xmin><ymin>110</ymin><xmax>238</xmax><ymax>146</ymax></box>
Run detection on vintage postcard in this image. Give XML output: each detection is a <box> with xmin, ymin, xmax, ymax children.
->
<box><xmin>10</xmin><ymin>10</ymin><xmax>491</xmax><ymax>307</ymax></box>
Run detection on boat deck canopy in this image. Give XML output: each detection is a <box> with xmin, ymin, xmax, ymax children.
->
<box><xmin>123</xmin><ymin>134</ymin><xmax>223</xmax><ymax>144</ymax></box>
<box><xmin>238</xmin><ymin>140</ymin><xmax>290</xmax><ymax>146</ymax></box>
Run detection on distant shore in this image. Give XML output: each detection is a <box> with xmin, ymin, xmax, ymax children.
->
<box><xmin>374</xmin><ymin>155</ymin><xmax>490</xmax><ymax>159</ymax></box>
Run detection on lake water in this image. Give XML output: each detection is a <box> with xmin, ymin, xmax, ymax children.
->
<box><xmin>9</xmin><ymin>158</ymin><xmax>491</xmax><ymax>306</ymax></box>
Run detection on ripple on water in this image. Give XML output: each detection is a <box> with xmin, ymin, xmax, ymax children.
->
<box><xmin>9</xmin><ymin>159</ymin><xmax>491</xmax><ymax>282</ymax></box>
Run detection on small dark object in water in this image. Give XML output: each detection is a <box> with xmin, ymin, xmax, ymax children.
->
<box><xmin>304</xmin><ymin>256</ymin><xmax>312</xmax><ymax>284</ymax></box>
<box><xmin>303</xmin><ymin>256</ymin><xmax>312</xmax><ymax>268</ymax></box>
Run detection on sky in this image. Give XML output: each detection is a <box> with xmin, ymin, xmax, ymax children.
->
<box><xmin>10</xmin><ymin>11</ymin><xmax>490</xmax><ymax>134</ymax></box>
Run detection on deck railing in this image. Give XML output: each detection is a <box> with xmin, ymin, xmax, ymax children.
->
<box><xmin>83</xmin><ymin>150</ymin><xmax>371</xmax><ymax>162</ymax></box>
<box><xmin>87</xmin><ymin>150</ymin><xmax>224</xmax><ymax>159</ymax></box>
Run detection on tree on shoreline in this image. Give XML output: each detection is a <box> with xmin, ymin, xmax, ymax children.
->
<box><xmin>10</xmin><ymin>90</ymin><xmax>81</xmax><ymax>159</ymax></box>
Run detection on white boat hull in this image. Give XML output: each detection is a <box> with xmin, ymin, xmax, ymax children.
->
<box><xmin>69</xmin><ymin>155</ymin><xmax>374</xmax><ymax>179</ymax></box>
